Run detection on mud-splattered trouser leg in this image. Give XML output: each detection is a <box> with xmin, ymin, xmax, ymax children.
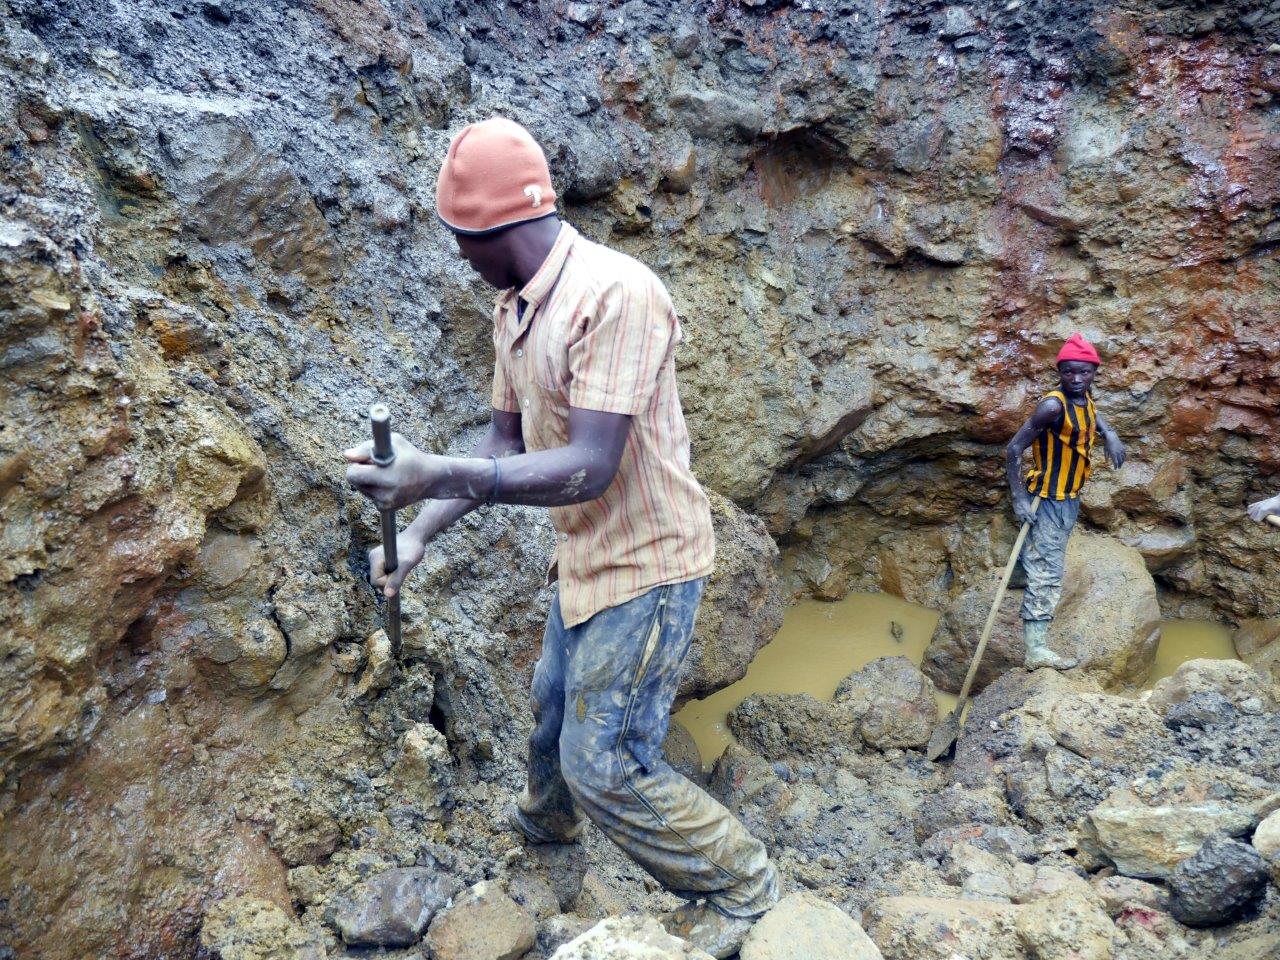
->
<box><xmin>518</xmin><ymin>578</ymin><xmax>779</xmax><ymax>919</ymax></box>
<box><xmin>1019</xmin><ymin>496</ymin><xmax>1080</xmax><ymax>622</ymax></box>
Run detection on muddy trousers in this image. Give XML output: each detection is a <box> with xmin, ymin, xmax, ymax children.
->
<box><xmin>1018</xmin><ymin>495</ymin><xmax>1080</xmax><ymax>622</ymax></box>
<box><xmin>516</xmin><ymin>577</ymin><xmax>779</xmax><ymax>919</ymax></box>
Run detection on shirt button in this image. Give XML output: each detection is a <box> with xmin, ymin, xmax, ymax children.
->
<box><xmin>522</xmin><ymin>398</ymin><xmax>529</xmax><ymax>408</ymax></box>
<box><xmin>516</xmin><ymin>348</ymin><xmax>524</xmax><ymax>358</ymax></box>
<box><xmin>559</xmin><ymin>533</ymin><xmax>569</xmax><ymax>542</ymax></box>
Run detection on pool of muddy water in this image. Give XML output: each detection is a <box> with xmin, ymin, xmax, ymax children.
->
<box><xmin>674</xmin><ymin>593</ymin><xmax>1240</xmax><ymax>771</ymax></box>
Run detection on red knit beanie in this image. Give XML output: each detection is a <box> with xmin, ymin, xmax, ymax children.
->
<box><xmin>1057</xmin><ymin>333</ymin><xmax>1101</xmax><ymax>365</ymax></box>
<box><xmin>436</xmin><ymin>117</ymin><xmax>557</xmax><ymax>235</ymax></box>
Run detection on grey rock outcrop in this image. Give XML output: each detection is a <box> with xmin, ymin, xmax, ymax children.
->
<box><xmin>1167</xmin><ymin>834</ymin><xmax>1269</xmax><ymax>928</ymax></box>
<box><xmin>332</xmin><ymin>866</ymin><xmax>460</xmax><ymax>947</ymax></box>
<box><xmin>834</xmin><ymin>656</ymin><xmax>939</xmax><ymax>751</ymax></box>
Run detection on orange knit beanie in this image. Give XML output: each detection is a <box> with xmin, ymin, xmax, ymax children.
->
<box><xmin>436</xmin><ymin>117</ymin><xmax>558</xmax><ymax>235</ymax></box>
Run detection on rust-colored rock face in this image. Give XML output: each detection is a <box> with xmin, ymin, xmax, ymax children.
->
<box><xmin>1</xmin><ymin>1</ymin><xmax>1278</xmax><ymax>956</ymax></box>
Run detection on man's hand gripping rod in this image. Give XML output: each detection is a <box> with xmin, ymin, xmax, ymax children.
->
<box><xmin>369</xmin><ymin>404</ymin><xmax>401</xmax><ymax>657</ymax></box>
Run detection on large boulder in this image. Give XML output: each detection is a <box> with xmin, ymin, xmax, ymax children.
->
<box><xmin>1014</xmin><ymin>889</ymin><xmax>1115</xmax><ymax>960</ymax></box>
<box><xmin>680</xmin><ymin>493</ymin><xmax>785</xmax><ymax>703</ymax></box>
<box><xmin>1233</xmin><ymin>619</ymin><xmax>1280</xmax><ymax>686</ymax></box>
<box><xmin>728</xmin><ymin>657</ymin><xmax>939</xmax><ymax>760</ymax></box>
<box><xmin>740</xmin><ymin>892</ymin><xmax>882</xmax><ymax>960</ymax></box>
<box><xmin>1085</xmin><ymin>763</ymin><xmax>1280</xmax><ymax>879</ymax></box>
<box><xmin>728</xmin><ymin>693</ymin><xmax>859</xmax><ymax>763</ymax></box>
<box><xmin>1168</xmin><ymin>834</ymin><xmax>1269</xmax><ymax>927</ymax></box>
<box><xmin>949</xmin><ymin>669</ymin><xmax>1185</xmax><ymax>834</ymax></box>
<box><xmin>863</xmin><ymin>896</ymin><xmax>1023</xmax><ymax>960</ymax></box>
<box><xmin>1149</xmin><ymin>658</ymin><xmax>1276</xmax><ymax>715</ymax></box>
<box><xmin>923</xmin><ymin>532</ymin><xmax>1161</xmax><ymax>694</ymax></box>
<box><xmin>423</xmin><ymin>882</ymin><xmax>536</xmax><ymax>960</ymax></box>
<box><xmin>550</xmin><ymin>915</ymin><xmax>714</xmax><ymax>959</ymax></box>
<box><xmin>332</xmin><ymin>866</ymin><xmax>460</xmax><ymax>947</ymax></box>
<box><xmin>834</xmin><ymin>657</ymin><xmax>939</xmax><ymax>751</ymax></box>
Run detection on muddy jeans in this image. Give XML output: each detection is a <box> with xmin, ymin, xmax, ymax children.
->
<box><xmin>1019</xmin><ymin>495</ymin><xmax>1080</xmax><ymax>622</ymax></box>
<box><xmin>516</xmin><ymin>577</ymin><xmax>779</xmax><ymax>918</ymax></box>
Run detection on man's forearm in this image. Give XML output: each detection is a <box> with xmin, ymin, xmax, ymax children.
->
<box><xmin>404</xmin><ymin>429</ymin><xmax>523</xmax><ymax>544</ymax></box>
<box><xmin>1006</xmin><ymin>446</ymin><xmax>1028</xmax><ymax>502</ymax></box>
<box><xmin>417</xmin><ymin>445</ymin><xmax>613</xmax><ymax>508</ymax></box>
<box><xmin>1095</xmin><ymin>410</ymin><xmax>1119</xmax><ymax>443</ymax></box>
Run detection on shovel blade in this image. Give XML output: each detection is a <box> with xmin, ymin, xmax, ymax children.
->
<box><xmin>926</xmin><ymin>709</ymin><xmax>963</xmax><ymax>762</ymax></box>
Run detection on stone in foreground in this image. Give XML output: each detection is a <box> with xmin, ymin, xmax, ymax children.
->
<box><xmin>1014</xmin><ymin>889</ymin><xmax>1115</xmax><ymax>960</ymax></box>
<box><xmin>551</xmin><ymin>914</ymin><xmax>714</xmax><ymax>959</ymax></box>
<box><xmin>864</xmin><ymin>896</ymin><xmax>1023</xmax><ymax>960</ymax></box>
<box><xmin>199</xmin><ymin>896</ymin><xmax>325</xmax><ymax>960</ymax></box>
<box><xmin>1085</xmin><ymin>763</ymin><xmax>1280</xmax><ymax>879</ymax></box>
<box><xmin>1092</xmin><ymin>875</ymin><xmax>1169</xmax><ymax>917</ymax></box>
<box><xmin>739</xmin><ymin>891</ymin><xmax>882</xmax><ymax>960</ymax></box>
<box><xmin>835</xmin><ymin>656</ymin><xmax>938</xmax><ymax>751</ymax></box>
<box><xmin>1254</xmin><ymin>809</ymin><xmax>1280</xmax><ymax>885</ymax></box>
<box><xmin>424</xmin><ymin>881</ymin><xmax>536</xmax><ymax>960</ymax></box>
<box><xmin>1149</xmin><ymin>658</ymin><xmax>1276</xmax><ymax>715</ymax></box>
<box><xmin>333</xmin><ymin>866</ymin><xmax>460</xmax><ymax>947</ymax></box>
<box><xmin>1168</xmin><ymin>834</ymin><xmax>1269</xmax><ymax>928</ymax></box>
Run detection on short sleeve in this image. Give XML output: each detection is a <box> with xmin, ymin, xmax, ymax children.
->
<box><xmin>568</xmin><ymin>276</ymin><xmax>675</xmax><ymax>415</ymax></box>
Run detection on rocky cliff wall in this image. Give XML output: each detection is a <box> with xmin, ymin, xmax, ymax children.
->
<box><xmin>1</xmin><ymin>0</ymin><xmax>1278</xmax><ymax>956</ymax></box>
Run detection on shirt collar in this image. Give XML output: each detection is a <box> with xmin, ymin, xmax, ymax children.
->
<box><xmin>519</xmin><ymin>221</ymin><xmax>577</xmax><ymax>310</ymax></box>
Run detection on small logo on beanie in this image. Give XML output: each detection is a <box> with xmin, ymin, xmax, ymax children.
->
<box><xmin>523</xmin><ymin>185</ymin><xmax>544</xmax><ymax>208</ymax></box>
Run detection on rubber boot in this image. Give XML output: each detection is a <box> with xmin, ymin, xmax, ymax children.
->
<box><xmin>507</xmin><ymin>804</ymin><xmax>583</xmax><ymax>845</ymax></box>
<box><xmin>1023</xmin><ymin>620</ymin><xmax>1078</xmax><ymax>671</ymax></box>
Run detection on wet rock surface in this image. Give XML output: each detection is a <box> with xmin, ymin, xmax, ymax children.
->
<box><xmin>1</xmin><ymin>1</ymin><xmax>1280</xmax><ymax>959</ymax></box>
<box><xmin>1150</xmin><ymin>658</ymin><xmax>1277</xmax><ymax>715</ymax></box>
<box><xmin>331</xmin><ymin>866</ymin><xmax>459</xmax><ymax>947</ymax></box>
<box><xmin>924</xmin><ymin>533</ymin><xmax>1162</xmax><ymax>694</ymax></box>
<box><xmin>834</xmin><ymin>656</ymin><xmax>939</xmax><ymax>751</ymax></box>
<box><xmin>1167</xmin><ymin>834</ymin><xmax>1269</xmax><ymax>928</ymax></box>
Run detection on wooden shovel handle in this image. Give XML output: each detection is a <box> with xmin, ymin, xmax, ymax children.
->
<box><xmin>1267</xmin><ymin>514</ymin><xmax>1280</xmax><ymax>529</ymax></box>
<box><xmin>954</xmin><ymin>498</ymin><xmax>1041</xmax><ymax>706</ymax></box>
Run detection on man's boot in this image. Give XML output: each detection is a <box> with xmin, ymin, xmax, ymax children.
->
<box><xmin>1023</xmin><ymin>620</ymin><xmax>1078</xmax><ymax>670</ymax></box>
<box><xmin>507</xmin><ymin>804</ymin><xmax>584</xmax><ymax>845</ymax></box>
<box><xmin>661</xmin><ymin>901</ymin><xmax>758</xmax><ymax>959</ymax></box>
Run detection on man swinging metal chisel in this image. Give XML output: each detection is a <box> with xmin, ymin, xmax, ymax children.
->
<box><xmin>343</xmin><ymin>117</ymin><xmax>777</xmax><ymax>957</ymax></box>
<box><xmin>1004</xmin><ymin>334</ymin><xmax>1126</xmax><ymax>670</ymax></box>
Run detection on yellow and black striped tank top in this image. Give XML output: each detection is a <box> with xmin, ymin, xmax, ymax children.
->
<box><xmin>1026</xmin><ymin>390</ymin><xmax>1097</xmax><ymax>500</ymax></box>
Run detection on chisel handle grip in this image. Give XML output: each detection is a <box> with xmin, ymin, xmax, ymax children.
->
<box><xmin>1267</xmin><ymin>515</ymin><xmax>1280</xmax><ymax>529</ymax></box>
<box><xmin>370</xmin><ymin>404</ymin><xmax>395</xmax><ymax>467</ymax></box>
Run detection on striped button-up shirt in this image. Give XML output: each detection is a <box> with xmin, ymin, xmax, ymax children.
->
<box><xmin>491</xmin><ymin>223</ymin><xmax>715</xmax><ymax>627</ymax></box>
